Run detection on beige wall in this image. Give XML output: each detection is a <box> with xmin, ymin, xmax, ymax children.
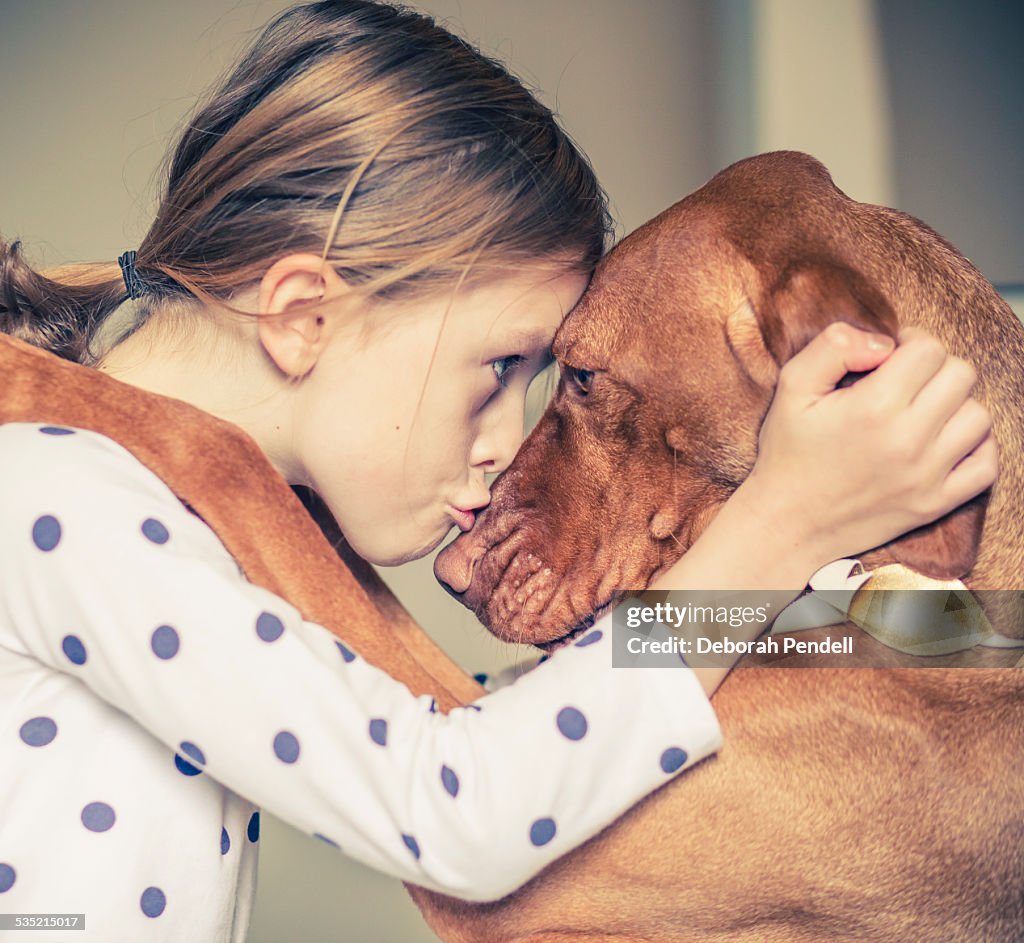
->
<box><xmin>877</xmin><ymin>0</ymin><xmax>1024</xmax><ymax>284</ymax></box>
<box><xmin>1</xmin><ymin>1</ymin><xmax>1019</xmax><ymax>940</ymax></box>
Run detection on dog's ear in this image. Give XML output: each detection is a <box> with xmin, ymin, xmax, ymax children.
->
<box><xmin>724</xmin><ymin>299</ymin><xmax>779</xmax><ymax>389</ymax></box>
<box><xmin>743</xmin><ymin>260</ymin><xmax>985</xmax><ymax>581</ymax></box>
<box><xmin>885</xmin><ymin>495</ymin><xmax>987</xmax><ymax>580</ymax></box>
<box><xmin>727</xmin><ymin>263</ymin><xmax>899</xmax><ymax>388</ymax></box>
<box><xmin>756</xmin><ymin>262</ymin><xmax>899</xmax><ymax>363</ymax></box>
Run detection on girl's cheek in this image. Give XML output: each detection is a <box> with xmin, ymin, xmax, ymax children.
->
<box><xmin>471</xmin><ymin>384</ymin><xmax>496</xmax><ymax>416</ymax></box>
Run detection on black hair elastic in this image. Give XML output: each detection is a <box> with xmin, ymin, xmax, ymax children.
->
<box><xmin>117</xmin><ymin>250</ymin><xmax>145</xmax><ymax>300</ymax></box>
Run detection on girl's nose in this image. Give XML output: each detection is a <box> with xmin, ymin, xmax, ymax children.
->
<box><xmin>470</xmin><ymin>394</ymin><xmax>527</xmax><ymax>476</ymax></box>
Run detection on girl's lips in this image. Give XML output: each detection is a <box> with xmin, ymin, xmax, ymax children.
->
<box><xmin>448</xmin><ymin>506</ymin><xmax>477</xmax><ymax>532</ymax></box>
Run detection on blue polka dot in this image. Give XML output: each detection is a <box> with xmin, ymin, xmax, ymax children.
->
<box><xmin>179</xmin><ymin>741</ymin><xmax>205</xmax><ymax>765</ymax></box>
<box><xmin>473</xmin><ymin>672</ymin><xmax>489</xmax><ymax>685</ymax></box>
<box><xmin>247</xmin><ymin>811</ymin><xmax>260</xmax><ymax>842</ymax></box>
<box><xmin>273</xmin><ymin>731</ymin><xmax>300</xmax><ymax>763</ymax></box>
<box><xmin>466</xmin><ymin>704</ymin><xmax>483</xmax><ymax>712</ymax></box>
<box><xmin>39</xmin><ymin>426</ymin><xmax>75</xmax><ymax>436</ymax></box>
<box><xmin>256</xmin><ymin>612</ymin><xmax>284</xmax><ymax>642</ymax></box>
<box><xmin>220</xmin><ymin>828</ymin><xmax>230</xmax><ymax>855</ymax></box>
<box><xmin>32</xmin><ymin>515</ymin><xmax>61</xmax><ymax>552</ymax></box>
<box><xmin>62</xmin><ymin>634</ymin><xmax>87</xmax><ymax>665</ymax></box>
<box><xmin>530</xmin><ymin>818</ymin><xmax>556</xmax><ymax>846</ymax></box>
<box><xmin>314</xmin><ymin>833</ymin><xmax>339</xmax><ymax>849</ymax></box>
<box><xmin>0</xmin><ymin>863</ymin><xmax>15</xmax><ymax>893</ymax></box>
<box><xmin>575</xmin><ymin>629</ymin><xmax>603</xmax><ymax>647</ymax></box>
<box><xmin>174</xmin><ymin>755</ymin><xmax>202</xmax><ymax>776</ymax></box>
<box><xmin>660</xmin><ymin>747</ymin><xmax>688</xmax><ymax>774</ymax></box>
<box><xmin>151</xmin><ymin>625</ymin><xmax>179</xmax><ymax>659</ymax></box>
<box><xmin>141</xmin><ymin>518</ymin><xmax>169</xmax><ymax>544</ymax></box>
<box><xmin>369</xmin><ymin>718</ymin><xmax>387</xmax><ymax>746</ymax></box>
<box><xmin>556</xmin><ymin>706</ymin><xmax>588</xmax><ymax>741</ymax></box>
<box><xmin>402</xmin><ymin>834</ymin><xmax>420</xmax><ymax>859</ymax></box>
<box><xmin>336</xmin><ymin>640</ymin><xmax>356</xmax><ymax>662</ymax></box>
<box><xmin>175</xmin><ymin>741</ymin><xmax>205</xmax><ymax>776</ymax></box>
<box><xmin>81</xmin><ymin>801</ymin><xmax>116</xmax><ymax>832</ymax></box>
<box><xmin>19</xmin><ymin>716</ymin><xmax>57</xmax><ymax>747</ymax></box>
<box><xmin>140</xmin><ymin>886</ymin><xmax>166</xmax><ymax>918</ymax></box>
<box><xmin>428</xmin><ymin>698</ymin><xmax>437</xmax><ymax>714</ymax></box>
<box><xmin>441</xmin><ymin>765</ymin><xmax>459</xmax><ymax>797</ymax></box>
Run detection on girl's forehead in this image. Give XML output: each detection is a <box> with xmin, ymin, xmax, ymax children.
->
<box><xmin>348</xmin><ymin>266</ymin><xmax>588</xmax><ymax>360</ymax></box>
<box><xmin>456</xmin><ymin>268</ymin><xmax>589</xmax><ymax>338</ymax></box>
<box><xmin>472</xmin><ymin>266</ymin><xmax>589</xmax><ymax>315</ymax></box>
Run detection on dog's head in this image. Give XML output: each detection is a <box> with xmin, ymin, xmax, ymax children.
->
<box><xmin>435</xmin><ymin>151</ymin><xmax>1004</xmax><ymax>648</ymax></box>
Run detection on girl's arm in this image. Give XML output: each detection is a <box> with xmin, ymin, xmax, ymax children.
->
<box><xmin>0</xmin><ymin>422</ymin><xmax>719</xmax><ymax>904</ymax></box>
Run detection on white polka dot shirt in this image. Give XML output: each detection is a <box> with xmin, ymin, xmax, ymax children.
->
<box><xmin>0</xmin><ymin>423</ymin><xmax>722</xmax><ymax>941</ymax></box>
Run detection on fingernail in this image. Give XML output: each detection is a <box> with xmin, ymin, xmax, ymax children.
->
<box><xmin>867</xmin><ymin>334</ymin><xmax>894</xmax><ymax>350</ymax></box>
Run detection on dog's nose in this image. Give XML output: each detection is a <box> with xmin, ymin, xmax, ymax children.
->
<box><xmin>434</xmin><ymin>537</ymin><xmax>485</xmax><ymax>595</ymax></box>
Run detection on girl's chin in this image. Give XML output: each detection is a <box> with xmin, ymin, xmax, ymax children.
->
<box><xmin>366</xmin><ymin>522</ymin><xmax>455</xmax><ymax>568</ymax></box>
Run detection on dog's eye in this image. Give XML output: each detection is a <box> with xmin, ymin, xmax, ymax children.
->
<box><xmin>570</xmin><ymin>368</ymin><xmax>594</xmax><ymax>395</ymax></box>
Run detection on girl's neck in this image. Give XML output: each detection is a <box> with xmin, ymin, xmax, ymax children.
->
<box><xmin>94</xmin><ymin>315</ymin><xmax>305</xmax><ymax>485</ymax></box>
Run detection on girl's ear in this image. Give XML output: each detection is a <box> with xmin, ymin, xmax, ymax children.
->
<box><xmin>257</xmin><ymin>253</ymin><xmax>348</xmax><ymax>378</ymax></box>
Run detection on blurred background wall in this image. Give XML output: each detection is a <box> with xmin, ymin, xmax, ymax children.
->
<box><xmin>1</xmin><ymin>1</ymin><xmax>1020</xmax><ymax>940</ymax></box>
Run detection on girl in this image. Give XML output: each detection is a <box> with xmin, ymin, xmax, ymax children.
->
<box><xmin>0</xmin><ymin>2</ymin><xmax>995</xmax><ymax>941</ymax></box>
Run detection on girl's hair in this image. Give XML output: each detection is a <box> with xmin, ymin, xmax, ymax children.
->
<box><xmin>1</xmin><ymin>0</ymin><xmax>612</xmax><ymax>365</ymax></box>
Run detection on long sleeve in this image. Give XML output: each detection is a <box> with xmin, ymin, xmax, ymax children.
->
<box><xmin>0</xmin><ymin>422</ymin><xmax>721</xmax><ymax>903</ymax></box>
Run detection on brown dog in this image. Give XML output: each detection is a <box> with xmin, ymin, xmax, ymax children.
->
<box><xmin>415</xmin><ymin>152</ymin><xmax>1024</xmax><ymax>941</ymax></box>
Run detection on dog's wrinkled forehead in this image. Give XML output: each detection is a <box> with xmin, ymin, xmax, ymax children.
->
<box><xmin>551</xmin><ymin>151</ymin><xmax>853</xmax><ymax>390</ymax></box>
<box><xmin>553</xmin><ymin>206</ymin><xmax>746</xmax><ymax>390</ymax></box>
<box><xmin>552</xmin><ymin>283</ymin><xmax>626</xmax><ymax>370</ymax></box>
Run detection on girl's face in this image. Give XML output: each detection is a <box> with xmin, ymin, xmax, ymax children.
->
<box><xmin>292</xmin><ymin>265</ymin><xmax>589</xmax><ymax>566</ymax></box>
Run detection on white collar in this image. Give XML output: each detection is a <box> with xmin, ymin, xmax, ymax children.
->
<box><xmin>772</xmin><ymin>559</ymin><xmax>1024</xmax><ymax>655</ymax></box>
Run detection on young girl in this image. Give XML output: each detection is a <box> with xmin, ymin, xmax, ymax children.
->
<box><xmin>0</xmin><ymin>2</ymin><xmax>995</xmax><ymax>941</ymax></box>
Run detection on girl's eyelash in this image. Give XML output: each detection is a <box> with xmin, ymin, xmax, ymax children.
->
<box><xmin>492</xmin><ymin>354</ymin><xmax>526</xmax><ymax>388</ymax></box>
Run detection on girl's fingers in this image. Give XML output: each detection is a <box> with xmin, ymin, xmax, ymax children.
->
<box><xmin>938</xmin><ymin>431</ymin><xmax>999</xmax><ymax>511</ymax></box>
<box><xmin>907</xmin><ymin>354</ymin><xmax>979</xmax><ymax>436</ymax></box>
<box><xmin>853</xmin><ymin>326</ymin><xmax>948</xmax><ymax>411</ymax></box>
<box><xmin>780</xmin><ymin>322</ymin><xmax>895</xmax><ymax>398</ymax></box>
<box><xmin>931</xmin><ymin>396</ymin><xmax>993</xmax><ymax>473</ymax></box>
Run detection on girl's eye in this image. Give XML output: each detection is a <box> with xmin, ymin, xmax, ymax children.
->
<box><xmin>492</xmin><ymin>354</ymin><xmax>526</xmax><ymax>388</ymax></box>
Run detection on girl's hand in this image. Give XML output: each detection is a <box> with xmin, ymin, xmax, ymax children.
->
<box><xmin>745</xmin><ymin>322</ymin><xmax>998</xmax><ymax>570</ymax></box>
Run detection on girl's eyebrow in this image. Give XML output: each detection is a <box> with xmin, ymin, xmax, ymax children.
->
<box><xmin>495</xmin><ymin>328</ymin><xmax>555</xmax><ymax>354</ymax></box>
<box><xmin>479</xmin><ymin>327</ymin><xmax>555</xmax><ymax>366</ymax></box>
